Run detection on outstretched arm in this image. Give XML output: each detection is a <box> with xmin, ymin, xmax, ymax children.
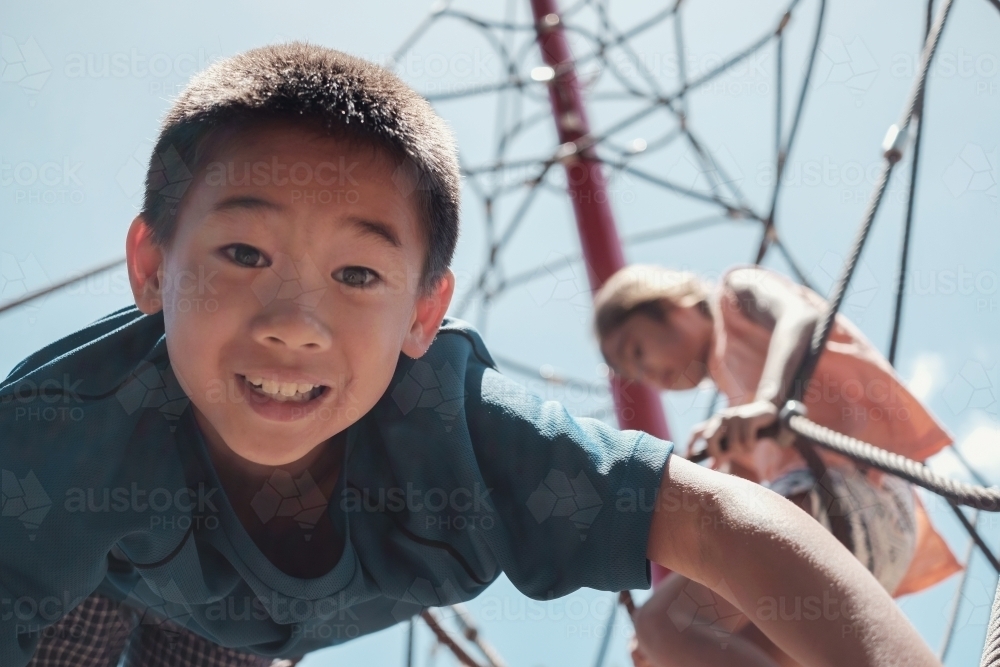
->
<box><xmin>646</xmin><ymin>454</ymin><xmax>939</xmax><ymax>667</ymax></box>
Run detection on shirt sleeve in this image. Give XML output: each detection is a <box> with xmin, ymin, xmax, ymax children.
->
<box><xmin>357</xmin><ymin>321</ymin><xmax>673</xmax><ymax>608</ymax></box>
<box><xmin>456</xmin><ymin>327</ymin><xmax>673</xmax><ymax>599</ymax></box>
<box><xmin>0</xmin><ymin>309</ymin><xmax>189</xmax><ymax>667</ymax></box>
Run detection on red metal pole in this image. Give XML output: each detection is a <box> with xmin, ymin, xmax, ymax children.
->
<box><xmin>529</xmin><ymin>0</ymin><xmax>671</xmax><ymax>444</ymax></box>
<box><xmin>531</xmin><ymin>0</ymin><xmax>672</xmax><ymax>586</ymax></box>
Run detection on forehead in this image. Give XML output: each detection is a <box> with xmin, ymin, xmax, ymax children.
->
<box><xmin>602</xmin><ymin>312</ymin><xmax>664</xmax><ymax>358</ymax></box>
<box><xmin>184</xmin><ymin>120</ymin><xmax>426</xmax><ymax>247</ymax></box>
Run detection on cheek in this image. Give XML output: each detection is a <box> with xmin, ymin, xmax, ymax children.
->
<box><xmin>651</xmin><ymin>339</ymin><xmax>685</xmax><ymax>372</ymax></box>
<box><xmin>159</xmin><ymin>272</ymin><xmax>237</xmax><ymax>396</ymax></box>
<box><xmin>337</xmin><ymin>329</ymin><xmax>401</xmax><ymax>411</ymax></box>
<box><xmin>162</xmin><ymin>320</ymin><xmax>214</xmax><ymax>404</ymax></box>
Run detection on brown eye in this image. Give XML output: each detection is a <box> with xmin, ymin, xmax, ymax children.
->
<box><xmin>335</xmin><ymin>266</ymin><xmax>380</xmax><ymax>288</ymax></box>
<box><xmin>223</xmin><ymin>244</ymin><xmax>269</xmax><ymax>268</ymax></box>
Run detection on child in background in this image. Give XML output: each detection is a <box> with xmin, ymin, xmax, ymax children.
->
<box><xmin>595</xmin><ymin>264</ymin><xmax>961</xmax><ymax>667</ymax></box>
<box><xmin>0</xmin><ymin>45</ymin><xmax>942</xmax><ymax>667</ymax></box>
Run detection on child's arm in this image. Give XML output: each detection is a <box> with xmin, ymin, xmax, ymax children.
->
<box><xmin>694</xmin><ymin>268</ymin><xmax>820</xmax><ymax>458</ymax></box>
<box><xmin>645</xmin><ymin>454</ymin><xmax>939</xmax><ymax>667</ymax></box>
<box><xmin>728</xmin><ymin>268</ymin><xmax>819</xmax><ymax>407</ymax></box>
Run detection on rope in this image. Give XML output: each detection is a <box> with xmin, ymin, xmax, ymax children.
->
<box><xmin>754</xmin><ymin>0</ymin><xmax>827</xmax><ymax>263</ymax></box>
<box><xmin>940</xmin><ymin>523</ymin><xmax>979</xmax><ymax>660</ymax></box>
<box><xmin>887</xmin><ymin>0</ymin><xmax>934</xmax><ymax>365</ymax></box>
<box><xmin>451</xmin><ymin>603</ymin><xmax>508</xmax><ymax>667</ymax></box>
<box><xmin>982</xmin><ymin>577</ymin><xmax>1000</xmax><ymax>667</ymax></box>
<box><xmin>421</xmin><ymin>609</ymin><xmax>486</xmax><ymax>667</ymax></box>
<box><xmin>947</xmin><ymin>502</ymin><xmax>1000</xmax><ymax>572</ymax></box>
<box><xmin>0</xmin><ymin>256</ymin><xmax>125</xmax><ymax>316</ymax></box>
<box><xmin>789</xmin><ymin>0</ymin><xmax>955</xmax><ymax>398</ymax></box>
<box><xmin>784</xmin><ymin>412</ymin><xmax>1000</xmax><ymax>512</ymax></box>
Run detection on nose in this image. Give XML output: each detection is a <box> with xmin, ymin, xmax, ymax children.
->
<box><xmin>250</xmin><ymin>304</ymin><xmax>333</xmax><ymax>352</ymax></box>
<box><xmin>638</xmin><ymin>361</ymin><xmax>669</xmax><ymax>387</ymax></box>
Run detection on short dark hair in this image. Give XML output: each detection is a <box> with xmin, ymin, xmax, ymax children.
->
<box><xmin>592</xmin><ymin>265</ymin><xmax>709</xmax><ymax>343</ymax></box>
<box><xmin>142</xmin><ymin>42</ymin><xmax>460</xmax><ymax>292</ymax></box>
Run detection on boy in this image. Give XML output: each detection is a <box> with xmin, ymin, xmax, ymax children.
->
<box><xmin>0</xmin><ymin>44</ymin><xmax>939</xmax><ymax>666</ymax></box>
<box><xmin>594</xmin><ymin>265</ymin><xmax>959</xmax><ymax>666</ymax></box>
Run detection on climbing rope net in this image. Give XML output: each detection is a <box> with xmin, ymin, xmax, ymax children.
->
<box><xmin>2</xmin><ymin>0</ymin><xmax>998</xmax><ymax>664</ymax></box>
<box><xmin>381</xmin><ymin>0</ymin><xmax>1000</xmax><ymax>665</ymax></box>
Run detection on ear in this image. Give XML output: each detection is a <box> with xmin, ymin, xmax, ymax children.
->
<box><xmin>401</xmin><ymin>269</ymin><xmax>456</xmax><ymax>359</ymax></box>
<box><xmin>125</xmin><ymin>215</ymin><xmax>165</xmax><ymax>314</ymax></box>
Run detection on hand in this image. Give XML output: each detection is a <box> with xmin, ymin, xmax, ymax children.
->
<box><xmin>687</xmin><ymin>400</ymin><xmax>777</xmax><ymax>463</ymax></box>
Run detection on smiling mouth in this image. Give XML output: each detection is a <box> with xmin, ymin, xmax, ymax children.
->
<box><xmin>238</xmin><ymin>374</ymin><xmax>327</xmax><ymax>403</ymax></box>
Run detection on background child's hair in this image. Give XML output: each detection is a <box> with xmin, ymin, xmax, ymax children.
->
<box><xmin>592</xmin><ymin>265</ymin><xmax>710</xmax><ymax>341</ymax></box>
<box><xmin>141</xmin><ymin>42</ymin><xmax>459</xmax><ymax>293</ymax></box>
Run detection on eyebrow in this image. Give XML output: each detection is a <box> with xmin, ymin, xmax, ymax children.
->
<box><xmin>349</xmin><ymin>216</ymin><xmax>401</xmax><ymax>248</ymax></box>
<box><xmin>209</xmin><ymin>196</ymin><xmax>402</xmax><ymax>248</ymax></box>
<box><xmin>211</xmin><ymin>195</ymin><xmax>285</xmax><ymax>214</ymax></box>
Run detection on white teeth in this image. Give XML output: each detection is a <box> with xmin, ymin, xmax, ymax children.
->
<box><xmin>244</xmin><ymin>375</ymin><xmax>321</xmax><ymax>402</ymax></box>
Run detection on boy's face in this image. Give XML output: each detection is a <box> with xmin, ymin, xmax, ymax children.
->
<box><xmin>126</xmin><ymin>122</ymin><xmax>454</xmax><ymax>466</ymax></box>
<box><xmin>601</xmin><ymin>304</ymin><xmax>712</xmax><ymax>391</ymax></box>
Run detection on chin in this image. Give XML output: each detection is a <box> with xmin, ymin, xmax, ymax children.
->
<box><xmin>234</xmin><ymin>433</ymin><xmax>319</xmax><ymax>466</ymax></box>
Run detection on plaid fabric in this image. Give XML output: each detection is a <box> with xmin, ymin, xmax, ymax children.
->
<box><xmin>26</xmin><ymin>593</ymin><xmax>294</xmax><ymax>667</ymax></box>
<box><xmin>26</xmin><ymin>593</ymin><xmax>134</xmax><ymax>667</ymax></box>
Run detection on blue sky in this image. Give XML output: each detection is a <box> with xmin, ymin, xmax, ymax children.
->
<box><xmin>1</xmin><ymin>0</ymin><xmax>998</xmax><ymax>665</ymax></box>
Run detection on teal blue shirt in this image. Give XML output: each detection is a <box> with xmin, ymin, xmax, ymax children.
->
<box><xmin>0</xmin><ymin>307</ymin><xmax>672</xmax><ymax>664</ymax></box>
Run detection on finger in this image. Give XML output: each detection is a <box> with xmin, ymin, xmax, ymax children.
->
<box><xmin>706</xmin><ymin>421</ymin><xmax>727</xmax><ymax>459</ymax></box>
<box><xmin>702</xmin><ymin>416</ymin><xmax>721</xmax><ymax>441</ymax></box>
<box><xmin>737</xmin><ymin>418</ymin><xmax>751</xmax><ymax>453</ymax></box>
<box><xmin>726</xmin><ymin>419</ymin><xmax>740</xmax><ymax>455</ymax></box>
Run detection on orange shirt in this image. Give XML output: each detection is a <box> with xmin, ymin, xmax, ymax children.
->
<box><xmin>705</xmin><ymin>266</ymin><xmax>961</xmax><ymax>596</ymax></box>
